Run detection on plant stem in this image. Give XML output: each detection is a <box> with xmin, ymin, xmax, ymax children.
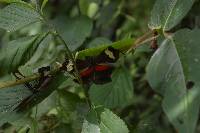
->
<box><xmin>56</xmin><ymin>34</ymin><xmax>83</xmax><ymax>85</ymax></box>
<box><xmin>0</xmin><ymin>67</ymin><xmax>60</xmax><ymax>89</ymax></box>
<box><xmin>126</xmin><ymin>30</ymin><xmax>159</xmax><ymax>53</ymax></box>
<box><xmin>56</xmin><ymin>34</ymin><xmax>92</xmax><ymax>107</ymax></box>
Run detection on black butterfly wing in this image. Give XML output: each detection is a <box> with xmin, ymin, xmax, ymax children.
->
<box><xmin>74</xmin><ymin>57</ymin><xmax>94</xmax><ymax>85</ymax></box>
<box><xmin>92</xmin><ymin>64</ymin><xmax>114</xmax><ymax>84</ymax></box>
<box><xmin>92</xmin><ymin>47</ymin><xmax>120</xmax><ymax>84</ymax></box>
<box><xmin>95</xmin><ymin>46</ymin><xmax>120</xmax><ymax>64</ymax></box>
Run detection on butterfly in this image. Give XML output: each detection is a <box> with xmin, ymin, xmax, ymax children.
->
<box><xmin>63</xmin><ymin>46</ymin><xmax>120</xmax><ymax>85</ymax></box>
<box><xmin>13</xmin><ymin>66</ymin><xmax>56</xmax><ymax>111</ymax></box>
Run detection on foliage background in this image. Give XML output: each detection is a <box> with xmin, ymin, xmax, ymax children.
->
<box><xmin>0</xmin><ymin>0</ymin><xmax>200</xmax><ymax>133</ymax></box>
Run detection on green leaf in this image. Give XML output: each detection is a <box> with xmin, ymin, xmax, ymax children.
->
<box><xmin>0</xmin><ymin>33</ymin><xmax>49</xmax><ymax>76</ymax></box>
<box><xmin>55</xmin><ymin>123</ymin><xmax>73</xmax><ymax>133</ymax></box>
<box><xmin>0</xmin><ymin>0</ymin><xmax>26</xmax><ymax>4</ymax></box>
<box><xmin>79</xmin><ymin>0</ymin><xmax>90</xmax><ymax>15</ymax></box>
<box><xmin>0</xmin><ymin>3</ymin><xmax>42</xmax><ymax>32</ymax></box>
<box><xmin>41</xmin><ymin>0</ymin><xmax>48</xmax><ymax>12</ymax></box>
<box><xmin>0</xmin><ymin>72</ymin><xmax>66</xmax><ymax>125</ymax></box>
<box><xmin>58</xmin><ymin>90</ymin><xmax>82</xmax><ymax>113</ymax></box>
<box><xmin>82</xmin><ymin>109</ymin><xmax>100</xmax><ymax>133</ymax></box>
<box><xmin>18</xmin><ymin>72</ymin><xmax>67</xmax><ymax>111</ymax></box>
<box><xmin>79</xmin><ymin>0</ymin><xmax>100</xmax><ymax>18</ymax></box>
<box><xmin>0</xmin><ymin>81</ymin><xmax>32</xmax><ymax>125</ymax></box>
<box><xmin>89</xmin><ymin>67</ymin><xmax>134</xmax><ymax>108</ymax></box>
<box><xmin>86</xmin><ymin>37</ymin><xmax>112</xmax><ymax>48</ymax></box>
<box><xmin>149</xmin><ymin>0</ymin><xmax>195</xmax><ymax>31</ymax></box>
<box><xmin>147</xmin><ymin>29</ymin><xmax>200</xmax><ymax>133</ymax></box>
<box><xmin>24</xmin><ymin>34</ymin><xmax>60</xmax><ymax>69</ymax></box>
<box><xmin>34</xmin><ymin>91</ymin><xmax>57</xmax><ymax>118</ymax></box>
<box><xmin>77</xmin><ymin>38</ymin><xmax>134</xmax><ymax>59</ymax></box>
<box><xmin>82</xmin><ymin>108</ymin><xmax>129</xmax><ymax>133</ymax></box>
<box><xmin>99</xmin><ymin>109</ymin><xmax>129</xmax><ymax>133</ymax></box>
<box><xmin>53</xmin><ymin>16</ymin><xmax>93</xmax><ymax>51</ymax></box>
<box><xmin>97</xmin><ymin>1</ymin><xmax>121</xmax><ymax>27</ymax></box>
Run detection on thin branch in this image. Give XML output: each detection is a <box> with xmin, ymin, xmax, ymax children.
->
<box><xmin>0</xmin><ymin>67</ymin><xmax>60</xmax><ymax>89</ymax></box>
<box><xmin>127</xmin><ymin>30</ymin><xmax>159</xmax><ymax>53</ymax></box>
<box><xmin>56</xmin><ymin>34</ymin><xmax>83</xmax><ymax>85</ymax></box>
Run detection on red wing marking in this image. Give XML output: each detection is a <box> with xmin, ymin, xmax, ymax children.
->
<box><xmin>80</xmin><ymin>67</ymin><xmax>94</xmax><ymax>77</ymax></box>
<box><xmin>95</xmin><ymin>65</ymin><xmax>112</xmax><ymax>71</ymax></box>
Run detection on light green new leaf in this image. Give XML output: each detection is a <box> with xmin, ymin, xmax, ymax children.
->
<box><xmin>149</xmin><ymin>0</ymin><xmax>195</xmax><ymax>31</ymax></box>
<box><xmin>0</xmin><ymin>3</ymin><xmax>42</xmax><ymax>32</ymax></box>
<box><xmin>53</xmin><ymin>15</ymin><xmax>93</xmax><ymax>51</ymax></box>
<box><xmin>89</xmin><ymin>67</ymin><xmax>133</xmax><ymax>108</ymax></box>
<box><xmin>79</xmin><ymin>0</ymin><xmax>90</xmax><ymax>15</ymax></box>
<box><xmin>0</xmin><ymin>33</ymin><xmax>49</xmax><ymax>76</ymax></box>
<box><xmin>147</xmin><ymin>29</ymin><xmax>200</xmax><ymax>133</ymax></box>
<box><xmin>79</xmin><ymin>0</ymin><xmax>99</xmax><ymax>18</ymax></box>
<box><xmin>100</xmin><ymin>109</ymin><xmax>129</xmax><ymax>133</ymax></box>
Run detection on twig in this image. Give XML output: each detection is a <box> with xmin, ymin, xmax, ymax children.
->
<box><xmin>127</xmin><ymin>30</ymin><xmax>159</xmax><ymax>53</ymax></box>
<box><xmin>0</xmin><ymin>67</ymin><xmax>60</xmax><ymax>89</ymax></box>
<box><xmin>56</xmin><ymin>34</ymin><xmax>83</xmax><ymax>85</ymax></box>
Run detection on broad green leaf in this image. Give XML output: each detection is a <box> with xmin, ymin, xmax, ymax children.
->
<box><xmin>99</xmin><ymin>109</ymin><xmax>129</xmax><ymax>133</ymax></box>
<box><xmin>147</xmin><ymin>29</ymin><xmax>200</xmax><ymax>133</ymax></box>
<box><xmin>0</xmin><ymin>33</ymin><xmax>48</xmax><ymax>76</ymax></box>
<box><xmin>149</xmin><ymin>0</ymin><xmax>195</xmax><ymax>31</ymax></box>
<box><xmin>97</xmin><ymin>1</ymin><xmax>121</xmax><ymax>27</ymax></box>
<box><xmin>0</xmin><ymin>3</ymin><xmax>42</xmax><ymax>32</ymax></box>
<box><xmin>86</xmin><ymin>37</ymin><xmax>112</xmax><ymax>48</ymax></box>
<box><xmin>82</xmin><ymin>109</ymin><xmax>100</xmax><ymax>133</ymax></box>
<box><xmin>34</xmin><ymin>91</ymin><xmax>57</xmax><ymax>118</ymax></box>
<box><xmin>0</xmin><ymin>83</ymin><xmax>32</xmax><ymax>125</ymax></box>
<box><xmin>17</xmin><ymin>72</ymin><xmax>67</xmax><ymax>111</ymax></box>
<box><xmin>89</xmin><ymin>67</ymin><xmax>133</xmax><ymax>108</ymax></box>
<box><xmin>82</xmin><ymin>108</ymin><xmax>129</xmax><ymax>133</ymax></box>
<box><xmin>0</xmin><ymin>71</ymin><xmax>66</xmax><ymax>126</ymax></box>
<box><xmin>77</xmin><ymin>38</ymin><xmax>134</xmax><ymax>59</ymax></box>
<box><xmin>53</xmin><ymin>16</ymin><xmax>93</xmax><ymax>51</ymax></box>
<box><xmin>58</xmin><ymin>90</ymin><xmax>82</xmax><ymax>113</ymax></box>
<box><xmin>24</xmin><ymin>34</ymin><xmax>62</xmax><ymax>69</ymax></box>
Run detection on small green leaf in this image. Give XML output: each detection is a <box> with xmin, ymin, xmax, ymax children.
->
<box><xmin>0</xmin><ymin>33</ymin><xmax>49</xmax><ymax>76</ymax></box>
<box><xmin>100</xmin><ymin>109</ymin><xmax>129</xmax><ymax>133</ymax></box>
<box><xmin>149</xmin><ymin>0</ymin><xmax>195</xmax><ymax>31</ymax></box>
<box><xmin>89</xmin><ymin>67</ymin><xmax>133</xmax><ymax>108</ymax></box>
<box><xmin>0</xmin><ymin>3</ymin><xmax>42</xmax><ymax>32</ymax></box>
<box><xmin>53</xmin><ymin>16</ymin><xmax>93</xmax><ymax>51</ymax></box>
<box><xmin>147</xmin><ymin>29</ymin><xmax>200</xmax><ymax>133</ymax></box>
